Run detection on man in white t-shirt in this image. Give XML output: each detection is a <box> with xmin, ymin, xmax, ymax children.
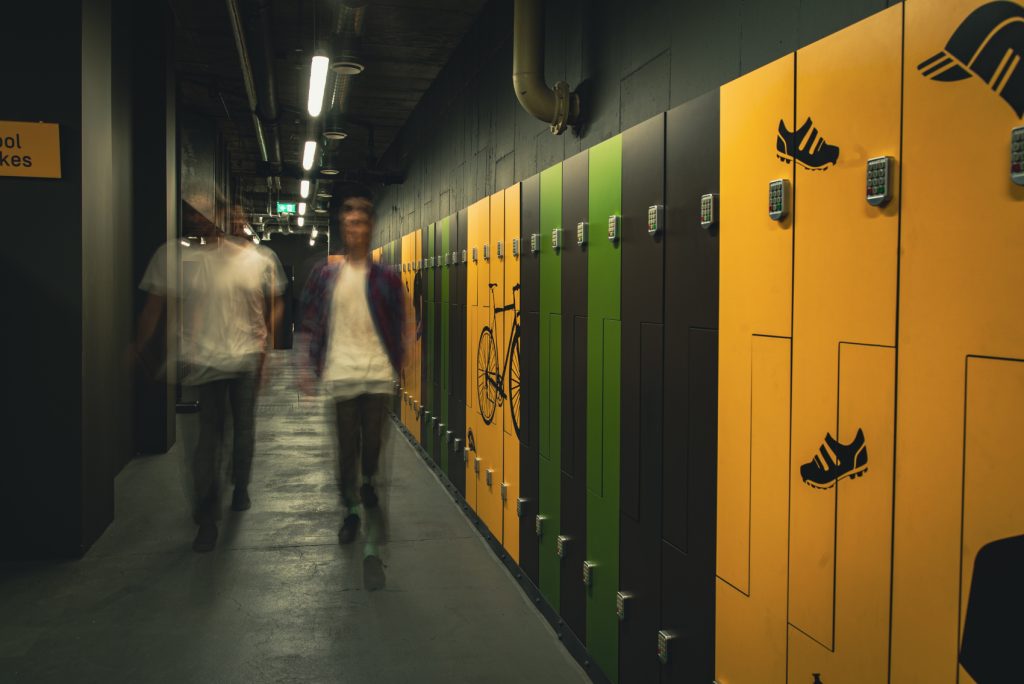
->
<box><xmin>137</xmin><ymin>203</ymin><xmax>285</xmax><ymax>552</ymax></box>
<box><xmin>298</xmin><ymin>191</ymin><xmax>407</xmax><ymax>586</ymax></box>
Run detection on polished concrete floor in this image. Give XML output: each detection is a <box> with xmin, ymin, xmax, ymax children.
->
<box><xmin>0</xmin><ymin>350</ymin><xmax>589</xmax><ymax>683</ymax></box>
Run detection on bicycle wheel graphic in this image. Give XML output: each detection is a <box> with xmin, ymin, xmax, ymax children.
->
<box><xmin>477</xmin><ymin>326</ymin><xmax>498</xmax><ymax>424</ymax></box>
<box><xmin>509</xmin><ymin>328</ymin><xmax>521</xmax><ymax>438</ymax></box>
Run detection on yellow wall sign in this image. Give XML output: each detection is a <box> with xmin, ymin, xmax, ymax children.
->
<box><xmin>0</xmin><ymin>121</ymin><xmax>61</xmax><ymax>179</ymax></box>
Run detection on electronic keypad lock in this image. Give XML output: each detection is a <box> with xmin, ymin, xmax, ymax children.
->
<box><xmin>462</xmin><ymin>249</ymin><xmax>468</xmax><ymax>263</ymax></box>
<box><xmin>1012</xmin><ymin>126</ymin><xmax>1024</xmax><ymax>185</ymax></box>
<box><xmin>616</xmin><ymin>591</ymin><xmax>633</xmax><ymax>621</ymax></box>
<box><xmin>657</xmin><ymin>630</ymin><xmax>678</xmax><ymax>665</ymax></box>
<box><xmin>647</xmin><ymin>204</ymin><xmax>664</xmax><ymax>235</ymax></box>
<box><xmin>608</xmin><ymin>214</ymin><xmax>620</xmax><ymax>243</ymax></box>
<box><xmin>499</xmin><ymin>481</ymin><xmax>508</xmax><ymax>501</ymax></box>
<box><xmin>474</xmin><ymin>456</ymin><xmax>481</xmax><ymax>474</ymax></box>
<box><xmin>436</xmin><ymin>421</ymin><xmax>445</xmax><ymax>435</ymax></box>
<box><xmin>576</xmin><ymin>221</ymin><xmax>588</xmax><ymax>247</ymax></box>
<box><xmin>866</xmin><ymin>156</ymin><xmax>893</xmax><ymax>206</ymax></box>
<box><xmin>472</xmin><ymin>247</ymin><xmax>478</xmax><ymax>262</ymax></box>
<box><xmin>516</xmin><ymin>497</ymin><xmax>528</xmax><ymax>518</ymax></box>
<box><xmin>512</xmin><ymin>238</ymin><xmax>521</xmax><ymax>257</ymax></box>
<box><xmin>530</xmin><ymin>233</ymin><xmax>540</xmax><ymax>253</ymax></box>
<box><xmin>555</xmin><ymin>534</ymin><xmax>570</xmax><ymax>558</ymax></box>
<box><xmin>496</xmin><ymin>241</ymin><xmax>504</xmax><ymax>258</ymax></box>
<box><xmin>535</xmin><ymin>514</ymin><xmax>546</xmax><ymax>536</ymax></box>
<box><xmin>463</xmin><ymin>446</ymin><xmax>469</xmax><ymax>464</ymax></box>
<box><xmin>485</xmin><ymin>468</ymin><xmax>494</xmax><ymax>486</ymax></box>
<box><xmin>483</xmin><ymin>243</ymin><xmax>490</xmax><ymax>260</ymax></box>
<box><xmin>768</xmin><ymin>179</ymin><xmax>789</xmax><ymax>221</ymax></box>
<box><xmin>582</xmin><ymin>560</ymin><xmax>595</xmax><ymax>587</ymax></box>
<box><xmin>700</xmin><ymin>193</ymin><xmax>717</xmax><ymax>228</ymax></box>
<box><xmin>551</xmin><ymin>228</ymin><xmax>563</xmax><ymax>251</ymax></box>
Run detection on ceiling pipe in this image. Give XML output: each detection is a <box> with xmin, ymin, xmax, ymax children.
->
<box><xmin>225</xmin><ymin>0</ymin><xmax>269</xmax><ymax>162</ymax></box>
<box><xmin>513</xmin><ymin>0</ymin><xmax>579</xmax><ymax>135</ymax></box>
<box><xmin>250</xmin><ymin>0</ymin><xmax>283</xmax><ymax>173</ymax></box>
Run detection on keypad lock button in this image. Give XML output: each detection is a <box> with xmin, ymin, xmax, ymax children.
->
<box><xmin>700</xmin><ymin>193</ymin><xmax>717</xmax><ymax>228</ymax></box>
<box><xmin>576</xmin><ymin>221</ymin><xmax>588</xmax><ymax>247</ymax></box>
<box><xmin>607</xmin><ymin>214</ymin><xmax>620</xmax><ymax>243</ymax></box>
<box><xmin>647</xmin><ymin>204</ymin><xmax>664</xmax><ymax>235</ymax></box>
<box><xmin>768</xmin><ymin>179</ymin><xmax>790</xmax><ymax>221</ymax></box>
<box><xmin>657</xmin><ymin>630</ymin><xmax>678</xmax><ymax>665</ymax></box>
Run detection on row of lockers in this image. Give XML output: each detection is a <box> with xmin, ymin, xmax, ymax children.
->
<box><xmin>374</xmin><ymin>1</ymin><xmax>1023</xmax><ymax>682</ymax></box>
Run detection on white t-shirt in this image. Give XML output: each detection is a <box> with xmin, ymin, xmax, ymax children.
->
<box><xmin>140</xmin><ymin>237</ymin><xmax>286</xmax><ymax>383</ymax></box>
<box><xmin>323</xmin><ymin>260</ymin><xmax>396</xmax><ymax>400</ymax></box>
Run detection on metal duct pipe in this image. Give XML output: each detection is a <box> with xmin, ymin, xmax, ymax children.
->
<box><xmin>512</xmin><ymin>0</ymin><xmax>579</xmax><ymax>135</ymax></box>
<box><xmin>251</xmin><ymin>0</ymin><xmax>283</xmax><ymax>173</ymax></box>
<box><xmin>225</xmin><ymin>0</ymin><xmax>269</xmax><ymax>161</ymax></box>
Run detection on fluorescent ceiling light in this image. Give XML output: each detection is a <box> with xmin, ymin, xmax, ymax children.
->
<box><xmin>298</xmin><ymin>202</ymin><xmax>306</xmax><ymax>216</ymax></box>
<box><xmin>252</xmin><ymin>236</ymin><xmax>260</xmax><ymax>244</ymax></box>
<box><xmin>309</xmin><ymin>238</ymin><xmax>316</xmax><ymax>247</ymax></box>
<box><xmin>243</xmin><ymin>224</ymin><xmax>253</xmax><ymax>236</ymax></box>
<box><xmin>300</xmin><ymin>180</ymin><xmax>310</xmax><ymax>198</ymax></box>
<box><xmin>308</xmin><ymin>55</ymin><xmax>330</xmax><ymax>117</ymax></box>
<box><xmin>302</xmin><ymin>141</ymin><xmax>317</xmax><ymax>170</ymax></box>
<box><xmin>297</xmin><ymin>216</ymin><xmax>305</xmax><ymax>227</ymax></box>
<box><xmin>180</xmin><ymin>239</ymin><xmax>190</xmax><ymax>247</ymax></box>
<box><xmin>311</xmin><ymin>227</ymin><xmax>318</xmax><ymax>239</ymax></box>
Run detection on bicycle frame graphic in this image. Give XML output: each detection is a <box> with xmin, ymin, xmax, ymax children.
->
<box><xmin>476</xmin><ymin>282</ymin><xmax>521</xmax><ymax>438</ymax></box>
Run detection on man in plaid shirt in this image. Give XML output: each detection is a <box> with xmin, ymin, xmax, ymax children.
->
<box><xmin>298</xmin><ymin>190</ymin><xmax>407</xmax><ymax>585</ymax></box>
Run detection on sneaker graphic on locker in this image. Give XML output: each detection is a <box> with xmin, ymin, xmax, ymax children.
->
<box><xmin>799</xmin><ymin>428</ymin><xmax>868</xmax><ymax>490</ymax></box>
<box><xmin>776</xmin><ymin>118</ymin><xmax>840</xmax><ymax>170</ymax></box>
<box><xmin>918</xmin><ymin>1</ymin><xmax>1024</xmax><ymax>117</ymax></box>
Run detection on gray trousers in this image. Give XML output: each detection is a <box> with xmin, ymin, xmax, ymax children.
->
<box><xmin>194</xmin><ymin>372</ymin><xmax>257</xmax><ymax>520</ymax></box>
<box><xmin>334</xmin><ymin>393</ymin><xmax>389</xmax><ymax>509</ymax></box>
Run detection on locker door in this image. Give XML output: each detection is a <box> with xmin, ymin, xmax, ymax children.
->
<box><xmin>405</xmin><ymin>233</ymin><xmax>416</xmax><ymax>434</ymax></box>
<box><xmin>440</xmin><ymin>216</ymin><xmax>451</xmax><ymax>475</ymax></box>
<box><xmin>661</xmin><ymin>89</ymin><xmax>720</xmax><ymax>684</ymax></box>
<box><xmin>715</xmin><ymin>53</ymin><xmax>794</xmax><ymax>684</ymax></box>
<box><xmin>453</xmin><ymin>208</ymin><xmax>469</xmax><ymax>495</ymax></box>
<box><xmin>415</xmin><ymin>229</ymin><xmax>424</xmax><ymax>449</ymax></box>
<box><xmin>619</xmin><ymin>113</ymin><xmax>666</xmax><ymax>684</ymax></box>
<box><xmin>432</xmin><ymin>221</ymin><xmax>443</xmax><ymax>465</ymax></box>
<box><xmin>538</xmin><ymin>163</ymin><xmax>563</xmax><ymax>609</ymax></box>
<box><xmin>502</xmin><ymin>184</ymin><xmax>522</xmax><ymax>562</ymax></box>
<box><xmin>475</xmin><ymin>190</ymin><xmax>504</xmax><ymax>540</ymax></box>
<box><xmin>584</xmin><ymin>134</ymin><xmax>622</xmax><ymax>682</ymax></box>
<box><xmin>561</xmin><ymin>150</ymin><xmax>589</xmax><ymax>642</ymax></box>
<box><xmin>519</xmin><ymin>174</ymin><xmax>542</xmax><ymax>584</ymax></box>
<box><xmin>894</xmin><ymin>1</ymin><xmax>1024</xmax><ymax>681</ymax></box>
<box><xmin>445</xmin><ymin>213</ymin><xmax>460</xmax><ymax>486</ymax></box>
<box><xmin>423</xmin><ymin>224</ymin><xmax>435</xmax><ymax>453</ymax></box>
<box><xmin>787</xmin><ymin>8</ymin><xmax>902</xmax><ymax>683</ymax></box>
<box><xmin>466</xmin><ymin>197</ymin><xmax>487</xmax><ymax>513</ymax></box>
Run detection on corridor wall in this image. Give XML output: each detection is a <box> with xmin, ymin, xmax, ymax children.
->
<box><xmin>386</xmin><ymin>1</ymin><xmax>1024</xmax><ymax>682</ymax></box>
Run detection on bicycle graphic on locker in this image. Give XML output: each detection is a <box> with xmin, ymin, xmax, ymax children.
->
<box><xmin>476</xmin><ymin>282</ymin><xmax>521</xmax><ymax>438</ymax></box>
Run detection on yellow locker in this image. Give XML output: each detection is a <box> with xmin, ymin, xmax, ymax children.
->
<box><xmin>466</xmin><ymin>197</ymin><xmax>487</xmax><ymax>512</ymax></box>
<box><xmin>893</xmin><ymin>0</ymin><xmax>1024</xmax><ymax>681</ymax></box>
<box><xmin>786</xmin><ymin>8</ymin><xmax>902</xmax><ymax>682</ymax></box>
<box><xmin>474</xmin><ymin>190</ymin><xmax>504</xmax><ymax>540</ymax></box>
<box><xmin>716</xmin><ymin>53</ymin><xmax>794</xmax><ymax>684</ymax></box>
<box><xmin>502</xmin><ymin>184</ymin><xmax>522</xmax><ymax>562</ymax></box>
<box><xmin>402</xmin><ymin>233</ymin><xmax>415</xmax><ymax>432</ymax></box>
<box><xmin>414</xmin><ymin>229</ymin><xmax>423</xmax><ymax>441</ymax></box>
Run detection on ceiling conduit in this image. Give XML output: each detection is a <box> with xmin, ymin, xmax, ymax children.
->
<box><xmin>513</xmin><ymin>0</ymin><xmax>579</xmax><ymax>135</ymax></box>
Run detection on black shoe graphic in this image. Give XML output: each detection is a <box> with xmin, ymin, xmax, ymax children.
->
<box><xmin>776</xmin><ymin>118</ymin><xmax>840</xmax><ymax>170</ymax></box>
<box><xmin>800</xmin><ymin>428</ymin><xmax>868</xmax><ymax>489</ymax></box>
<box><xmin>918</xmin><ymin>2</ymin><xmax>1024</xmax><ymax>117</ymax></box>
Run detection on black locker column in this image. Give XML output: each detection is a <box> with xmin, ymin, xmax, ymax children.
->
<box><xmin>619</xmin><ymin>113</ymin><xmax>667</xmax><ymax>683</ymax></box>
<box><xmin>448</xmin><ymin>212</ymin><xmax>463</xmax><ymax>489</ymax></box>
<box><xmin>453</xmin><ymin>208</ymin><xmax>469</xmax><ymax>495</ymax></box>
<box><xmin>560</xmin><ymin>151</ymin><xmax>589</xmax><ymax>642</ymax></box>
<box><xmin>660</xmin><ymin>91</ymin><xmax>721</xmax><ymax>682</ymax></box>
<box><xmin>519</xmin><ymin>174</ymin><xmax>542</xmax><ymax>584</ymax></box>
<box><xmin>420</xmin><ymin>225</ymin><xmax>430</xmax><ymax>449</ymax></box>
<box><xmin>432</xmin><ymin>221</ymin><xmax>443</xmax><ymax>464</ymax></box>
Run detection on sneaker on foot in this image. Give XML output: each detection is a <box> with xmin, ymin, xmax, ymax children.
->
<box><xmin>231</xmin><ymin>486</ymin><xmax>251</xmax><ymax>511</ymax></box>
<box><xmin>338</xmin><ymin>514</ymin><xmax>361</xmax><ymax>545</ymax></box>
<box><xmin>363</xmin><ymin>555</ymin><xmax>386</xmax><ymax>591</ymax></box>
<box><xmin>360</xmin><ymin>483</ymin><xmax>379</xmax><ymax>509</ymax></box>
<box><xmin>193</xmin><ymin>521</ymin><xmax>218</xmax><ymax>553</ymax></box>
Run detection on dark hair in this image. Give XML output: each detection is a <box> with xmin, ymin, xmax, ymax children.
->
<box><xmin>328</xmin><ymin>182</ymin><xmax>375</xmax><ymax>220</ymax></box>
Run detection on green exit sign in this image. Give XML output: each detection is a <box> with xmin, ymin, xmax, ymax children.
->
<box><xmin>276</xmin><ymin>202</ymin><xmax>297</xmax><ymax>214</ymax></box>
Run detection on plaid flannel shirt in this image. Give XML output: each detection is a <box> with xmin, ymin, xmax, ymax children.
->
<box><xmin>298</xmin><ymin>260</ymin><xmax>407</xmax><ymax>379</ymax></box>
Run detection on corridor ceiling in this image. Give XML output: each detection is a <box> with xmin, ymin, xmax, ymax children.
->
<box><xmin>171</xmin><ymin>0</ymin><xmax>488</xmax><ymax>204</ymax></box>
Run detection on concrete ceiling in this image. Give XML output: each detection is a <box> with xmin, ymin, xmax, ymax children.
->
<box><xmin>172</xmin><ymin>0</ymin><xmax>489</xmax><ymax>203</ymax></box>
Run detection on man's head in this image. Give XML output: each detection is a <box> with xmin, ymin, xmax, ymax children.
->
<box><xmin>330</xmin><ymin>184</ymin><xmax>375</xmax><ymax>259</ymax></box>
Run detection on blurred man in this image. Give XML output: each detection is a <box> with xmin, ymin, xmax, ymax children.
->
<box><xmin>298</xmin><ymin>189</ymin><xmax>406</xmax><ymax>587</ymax></box>
<box><xmin>136</xmin><ymin>202</ymin><xmax>285</xmax><ymax>552</ymax></box>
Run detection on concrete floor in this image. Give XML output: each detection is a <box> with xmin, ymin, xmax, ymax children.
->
<box><xmin>0</xmin><ymin>350</ymin><xmax>589</xmax><ymax>684</ymax></box>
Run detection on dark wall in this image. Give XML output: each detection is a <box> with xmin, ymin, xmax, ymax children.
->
<box><xmin>264</xmin><ymin>233</ymin><xmax>328</xmax><ymax>304</ymax></box>
<box><xmin>374</xmin><ymin>0</ymin><xmax>899</xmax><ymax>242</ymax></box>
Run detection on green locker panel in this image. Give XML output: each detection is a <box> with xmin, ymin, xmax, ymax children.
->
<box><xmin>585</xmin><ymin>134</ymin><xmax>622</xmax><ymax>682</ymax></box>
<box><xmin>440</xmin><ymin>216</ymin><xmax>450</xmax><ymax>474</ymax></box>
<box><xmin>539</xmin><ymin>163</ymin><xmax>563</xmax><ymax>608</ymax></box>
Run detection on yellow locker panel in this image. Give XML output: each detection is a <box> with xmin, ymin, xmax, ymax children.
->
<box><xmin>717</xmin><ymin>53</ymin><xmax>794</xmax><ymax>600</ymax></box>
<box><xmin>414</xmin><ymin>230</ymin><xmax>423</xmax><ymax>441</ymax></box>
<box><xmin>466</xmin><ymin>197</ymin><xmax>487</xmax><ymax>512</ymax></box>
<box><xmin>502</xmin><ymin>184</ymin><xmax>522</xmax><ymax>561</ymax></box>
<box><xmin>474</xmin><ymin>190</ymin><xmax>503</xmax><ymax>539</ymax></box>
<box><xmin>894</xmin><ymin>0</ymin><xmax>1024</xmax><ymax>680</ymax></box>
<box><xmin>787</xmin><ymin>5</ymin><xmax>902</xmax><ymax>657</ymax></box>
<box><xmin>788</xmin><ymin>344</ymin><xmax>895</xmax><ymax>683</ymax></box>
<box><xmin>959</xmin><ymin>357</ymin><xmax>1024</xmax><ymax>683</ymax></box>
<box><xmin>716</xmin><ymin>335</ymin><xmax>791</xmax><ymax>684</ymax></box>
